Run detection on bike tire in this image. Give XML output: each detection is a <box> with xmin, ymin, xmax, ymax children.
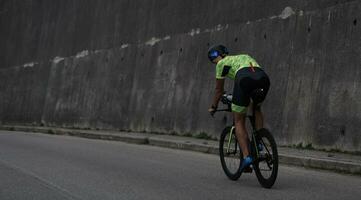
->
<box><xmin>253</xmin><ymin>128</ymin><xmax>278</xmax><ymax>188</ymax></box>
<box><xmin>219</xmin><ymin>126</ymin><xmax>242</xmax><ymax>181</ymax></box>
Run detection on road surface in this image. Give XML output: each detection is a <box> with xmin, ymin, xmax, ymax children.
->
<box><xmin>0</xmin><ymin>130</ymin><xmax>360</xmax><ymax>200</ymax></box>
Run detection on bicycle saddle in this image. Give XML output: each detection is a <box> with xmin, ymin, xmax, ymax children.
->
<box><xmin>250</xmin><ymin>88</ymin><xmax>265</xmax><ymax>104</ymax></box>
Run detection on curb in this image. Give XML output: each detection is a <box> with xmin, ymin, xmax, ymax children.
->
<box><xmin>148</xmin><ymin>138</ymin><xmax>219</xmax><ymax>155</ymax></box>
<box><xmin>1</xmin><ymin>126</ymin><xmax>360</xmax><ymax>175</ymax></box>
<box><xmin>0</xmin><ymin>126</ymin><xmax>149</xmax><ymax>144</ymax></box>
<box><xmin>278</xmin><ymin>154</ymin><xmax>361</xmax><ymax>175</ymax></box>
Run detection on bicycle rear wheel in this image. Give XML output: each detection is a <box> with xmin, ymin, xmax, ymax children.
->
<box><xmin>219</xmin><ymin>127</ymin><xmax>242</xmax><ymax>181</ymax></box>
<box><xmin>253</xmin><ymin>128</ymin><xmax>278</xmax><ymax>188</ymax></box>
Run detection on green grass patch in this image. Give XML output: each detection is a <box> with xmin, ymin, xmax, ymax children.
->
<box><xmin>291</xmin><ymin>142</ymin><xmax>315</xmax><ymax>150</ymax></box>
<box><xmin>182</xmin><ymin>133</ymin><xmax>193</xmax><ymax>137</ymax></box>
<box><xmin>287</xmin><ymin>143</ymin><xmax>361</xmax><ymax>155</ymax></box>
<box><xmin>194</xmin><ymin>132</ymin><xmax>217</xmax><ymax>141</ymax></box>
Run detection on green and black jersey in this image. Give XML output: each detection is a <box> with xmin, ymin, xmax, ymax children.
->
<box><xmin>215</xmin><ymin>54</ymin><xmax>269</xmax><ymax>114</ymax></box>
<box><xmin>215</xmin><ymin>54</ymin><xmax>261</xmax><ymax>80</ymax></box>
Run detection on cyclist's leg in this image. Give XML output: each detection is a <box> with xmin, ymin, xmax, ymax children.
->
<box><xmin>255</xmin><ymin>108</ymin><xmax>264</xmax><ymax>130</ymax></box>
<box><xmin>233</xmin><ymin>110</ymin><xmax>254</xmax><ymax>172</ymax></box>
<box><xmin>232</xmin><ymin>70</ymin><xmax>252</xmax><ymax>158</ymax></box>
<box><xmin>253</xmin><ymin>72</ymin><xmax>270</xmax><ymax>130</ymax></box>
<box><xmin>233</xmin><ymin>112</ymin><xmax>249</xmax><ymax>158</ymax></box>
<box><xmin>248</xmin><ymin>101</ymin><xmax>264</xmax><ymax>130</ymax></box>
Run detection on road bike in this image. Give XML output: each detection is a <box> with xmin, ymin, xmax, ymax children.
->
<box><xmin>214</xmin><ymin>89</ymin><xmax>278</xmax><ymax>188</ymax></box>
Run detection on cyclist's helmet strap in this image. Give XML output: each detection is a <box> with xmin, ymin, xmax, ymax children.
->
<box><xmin>208</xmin><ymin>44</ymin><xmax>229</xmax><ymax>62</ymax></box>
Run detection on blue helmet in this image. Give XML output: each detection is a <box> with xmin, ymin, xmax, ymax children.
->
<box><xmin>208</xmin><ymin>44</ymin><xmax>229</xmax><ymax>62</ymax></box>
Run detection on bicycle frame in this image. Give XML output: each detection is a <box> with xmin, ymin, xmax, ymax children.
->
<box><xmin>216</xmin><ymin>93</ymin><xmax>278</xmax><ymax>187</ymax></box>
<box><xmin>226</xmin><ymin>127</ymin><xmax>235</xmax><ymax>154</ymax></box>
<box><xmin>216</xmin><ymin>93</ymin><xmax>272</xmax><ymax>161</ymax></box>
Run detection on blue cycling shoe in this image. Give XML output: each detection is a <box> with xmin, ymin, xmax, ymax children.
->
<box><xmin>240</xmin><ymin>156</ymin><xmax>253</xmax><ymax>173</ymax></box>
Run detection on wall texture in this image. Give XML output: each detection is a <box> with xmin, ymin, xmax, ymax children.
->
<box><xmin>0</xmin><ymin>0</ymin><xmax>360</xmax><ymax>151</ymax></box>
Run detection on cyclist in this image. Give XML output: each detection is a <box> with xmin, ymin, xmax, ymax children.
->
<box><xmin>207</xmin><ymin>45</ymin><xmax>270</xmax><ymax>173</ymax></box>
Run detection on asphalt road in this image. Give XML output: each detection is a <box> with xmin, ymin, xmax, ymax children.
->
<box><xmin>0</xmin><ymin>131</ymin><xmax>360</xmax><ymax>200</ymax></box>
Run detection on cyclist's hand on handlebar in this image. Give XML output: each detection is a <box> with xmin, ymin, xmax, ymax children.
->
<box><xmin>208</xmin><ymin>105</ymin><xmax>217</xmax><ymax>116</ymax></box>
<box><xmin>208</xmin><ymin>108</ymin><xmax>216</xmax><ymax>116</ymax></box>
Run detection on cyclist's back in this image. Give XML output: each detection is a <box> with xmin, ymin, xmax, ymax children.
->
<box><xmin>215</xmin><ymin>54</ymin><xmax>261</xmax><ymax>80</ymax></box>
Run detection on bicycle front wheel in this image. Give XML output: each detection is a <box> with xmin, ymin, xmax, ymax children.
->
<box><xmin>219</xmin><ymin>126</ymin><xmax>242</xmax><ymax>181</ymax></box>
<box><xmin>253</xmin><ymin>128</ymin><xmax>278</xmax><ymax>188</ymax></box>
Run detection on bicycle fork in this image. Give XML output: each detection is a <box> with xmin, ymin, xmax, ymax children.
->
<box><xmin>227</xmin><ymin>124</ymin><xmax>260</xmax><ymax>160</ymax></box>
<box><xmin>227</xmin><ymin>126</ymin><xmax>259</xmax><ymax>159</ymax></box>
<box><xmin>226</xmin><ymin>127</ymin><xmax>235</xmax><ymax>154</ymax></box>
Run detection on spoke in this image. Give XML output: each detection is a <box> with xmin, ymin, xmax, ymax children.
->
<box><xmin>259</xmin><ymin>138</ymin><xmax>274</xmax><ymax>168</ymax></box>
<box><xmin>260</xmin><ymin>139</ymin><xmax>272</xmax><ymax>155</ymax></box>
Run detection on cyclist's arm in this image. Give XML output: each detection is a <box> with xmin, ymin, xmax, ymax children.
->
<box><xmin>211</xmin><ymin>78</ymin><xmax>225</xmax><ymax>108</ymax></box>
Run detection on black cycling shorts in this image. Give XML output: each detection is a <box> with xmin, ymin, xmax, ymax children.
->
<box><xmin>231</xmin><ymin>67</ymin><xmax>270</xmax><ymax>113</ymax></box>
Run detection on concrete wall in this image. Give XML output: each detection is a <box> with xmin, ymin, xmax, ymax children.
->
<box><xmin>0</xmin><ymin>0</ymin><xmax>360</xmax><ymax>152</ymax></box>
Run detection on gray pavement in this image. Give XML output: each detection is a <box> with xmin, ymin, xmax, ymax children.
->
<box><xmin>1</xmin><ymin>125</ymin><xmax>361</xmax><ymax>175</ymax></box>
<box><xmin>0</xmin><ymin>130</ymin><xmax>361</xmax><ymax>200</ymax></box>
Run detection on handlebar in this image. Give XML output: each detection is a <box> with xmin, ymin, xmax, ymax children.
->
<box><xmin>220</xmin><ymin>93</ymin><xmax>232</xmax><ymax>106</ymax></box>
<box><xmin>212</xmin><ymin>93</ymin><xmax>233</xmax><ymax>115</ymax></box>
